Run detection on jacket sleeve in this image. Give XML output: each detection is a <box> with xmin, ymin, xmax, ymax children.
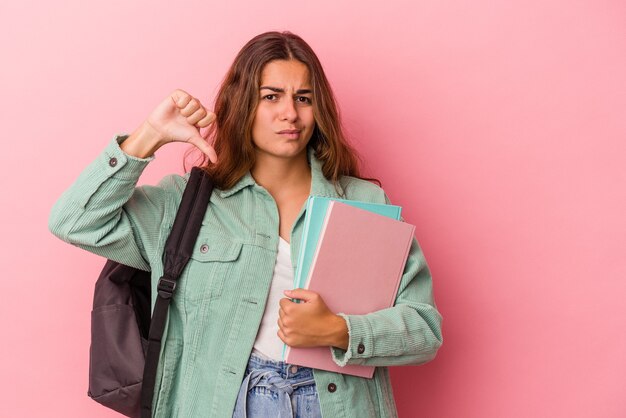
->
<box><xmin>48</xmin><ymin>134</ymin><xmax>179</xmax><ymax>272</ymax></box>
<box><xmin>330</xmin><ymin>194</ymin><xmax>443</xmax><ymax>368</ymax></box>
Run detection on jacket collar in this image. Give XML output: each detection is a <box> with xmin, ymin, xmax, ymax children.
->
<box><xmin>216</xmin><ymin>146</ymin><xmax>343</xmax><ymax>199</ymax></box>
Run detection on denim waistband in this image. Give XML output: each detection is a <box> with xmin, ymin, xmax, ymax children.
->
<box><xmin>232</xmin><ymin>352</ymin><xmax>317</xmax><ymax>417</ymax></box>
<box><xmin>245</xmin><ymin>352</ymin><xmax>315</xmax><ymax>381</ymax></box>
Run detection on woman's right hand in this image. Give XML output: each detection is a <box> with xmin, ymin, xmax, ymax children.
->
<box><xmin>122</xmin><ymin>89</ymin><xmax>218</xmax><ymax>163</ymax></box>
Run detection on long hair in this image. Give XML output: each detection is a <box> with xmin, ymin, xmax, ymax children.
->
<box><xmin>185</xmin><ymin>31</ymin><xmax>380</xmax><ymax>191</ymax></box>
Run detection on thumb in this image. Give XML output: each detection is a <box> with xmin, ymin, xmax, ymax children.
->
<box><xmin>284</xmin><ymin>288</ymin><xmax>315</xmax><ymax>302</ymax></box>
<box><xmin>187</xmin><ymin>134</ymin><xmax>218</xmax><ymax>164</ymax></box>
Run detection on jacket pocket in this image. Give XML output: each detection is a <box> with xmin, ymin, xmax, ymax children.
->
<box><xmin>181</xmin><ymin>236</ymin><xmax>243</xmax><ymax>301</ymax></box>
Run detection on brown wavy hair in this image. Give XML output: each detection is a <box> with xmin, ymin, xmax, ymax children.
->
<box><xmin>185</xmin><ymin>31</ymin><xmax>380</xmax><ymax>192</ymax></box>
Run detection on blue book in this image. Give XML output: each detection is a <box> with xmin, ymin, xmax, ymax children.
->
<box><xmin>294</xmin><ymin>196</ymin><xmax>402</xmax><ymax>289</ymax></box>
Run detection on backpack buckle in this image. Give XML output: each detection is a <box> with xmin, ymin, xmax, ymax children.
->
<box><xmin>157</xmin><ymin>277</ymin><xmax>177</xmax><ymax>299</ymax></box>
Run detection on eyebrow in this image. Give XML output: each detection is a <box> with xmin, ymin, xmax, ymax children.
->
<box><xmin>260</xmin><ymin>86</ymin><xmax>312</xmax><ymax>94</ymax></box>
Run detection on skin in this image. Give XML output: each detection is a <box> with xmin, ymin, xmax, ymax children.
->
<box><xmin>250</xmin><ymin>59</ymin><xmax>314</xmax><ymax>245</ymax></box>
<box><xmin>120</xmin><ymin>60</ymin><xmax>349</xmax><ymax>351</ymax></box>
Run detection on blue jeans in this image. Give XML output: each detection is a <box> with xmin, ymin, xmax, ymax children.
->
<box><xmin>232</xmin><ymin>352</ymin><xmax>322</xmax><ymax>418</ymax></box>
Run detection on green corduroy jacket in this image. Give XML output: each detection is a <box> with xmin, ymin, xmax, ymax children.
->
<box><xmin>49</xmin><ymin>134</ymin><xmax>443</xmax><ymax>418</ymax></box>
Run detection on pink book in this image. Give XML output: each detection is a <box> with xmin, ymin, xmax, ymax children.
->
<box><xmin>284</xmin><ymin>201</ymin><xmax>415</xmax><ymax>378</ymax></box>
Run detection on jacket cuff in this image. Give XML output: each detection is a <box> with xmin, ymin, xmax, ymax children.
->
<box><xmin>330</xmin><ymin>313</ymin><xmax>372</xmax><ymax>367</ymax></box>
<box><xmin>74</xmin><ymin>133</ymin><xmax>155</xmax><ymax>208</ymax></box>
<box><xmin>107</xmin><ymin>133</ymin><xmax>155</xmax><ymax>179</ymax></box>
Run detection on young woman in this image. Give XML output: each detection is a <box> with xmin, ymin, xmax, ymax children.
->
<box><xmin>49</xmin><ymin>31</ymin><xmax>443</xmax><ymax>418</ymax></box>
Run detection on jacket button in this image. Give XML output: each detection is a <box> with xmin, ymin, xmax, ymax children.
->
<box><xmin>327</xmin><ymin>383</ymin><xmax>337</xmax><ymax>393</ymax></box>
<box><xmin>109</xmin><ymin>157</ymin><xmax>118</xmax><ymax>167</ymax></box>
<box><xmin>357</xmin><ymin>343</ymin><xmax>365</xmax><ymax>354</ymax></box>
<box><xmin>200</xmin><ymin>244</ymin><xmax>209</xmax><ymax>253</ymax></box>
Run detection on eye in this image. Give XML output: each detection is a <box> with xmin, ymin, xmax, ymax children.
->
<box><xmin>262</xmin><ymin>94</ymin><xmax>277</xmax><ymax>101</ymax></box>
<box><xmin>296</xmin><ymin>96</ymin><xmax>312</xmax><ymax>104</ymax></box>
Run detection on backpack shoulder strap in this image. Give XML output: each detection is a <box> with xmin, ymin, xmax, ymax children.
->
<box><xmin>141</xmin><ymin>166</ymin><xmax>214</xmax><ymax>418</ymax></box>
<box><xmin>162</xmin><ymin>166</ymin><xmax>215</xmax><ymax>281</ymax></box>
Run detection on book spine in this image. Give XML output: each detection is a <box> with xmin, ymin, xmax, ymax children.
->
<box><xmin>303</xmin><ymin>201</ymin><xmax>334</xmax><ymax>290</ymax></box>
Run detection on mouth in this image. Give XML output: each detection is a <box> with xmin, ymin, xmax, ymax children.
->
<box><xmin>277</xmin><ymin>129</ymin><xmax>301</xmax><ymax>139</ymax></box>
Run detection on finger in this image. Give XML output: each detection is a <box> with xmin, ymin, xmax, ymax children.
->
<box><xmin>279</xmin><ymin>297</ymin><xmax>294</xmax><ymax>310</ymax></box>
<box><xmin>196</xmin><ymin>111</ymin><xmax>216</xmax><ymax>128</ymax></box>
<box><xmin>187</xmin><ymin>136</ymin><xmax>218</xmax><ymax>163</ymax></box>
<box><xmin>187</xmin><ymin>107</ymin><xmax>207</xmax><ymax>125</ymax></box>
<box><xmin>180</xmin><ymin>98</ymin><xmax>201</xmax><ymax>117</ymax></box>
<box><xmin>172</xmin><ymin>90</ymin><xmax>192</xmax><ymax>109</ymax></box>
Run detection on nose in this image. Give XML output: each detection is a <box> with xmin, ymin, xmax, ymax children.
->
<box><xmin>279</xmin><ymin>98</ymin><xmax>298</xmax><ymax>122</ymax></box>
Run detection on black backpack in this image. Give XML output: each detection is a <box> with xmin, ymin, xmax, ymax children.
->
<box><xmin>87</xmin><ymin>167</ymin><xmax>214</xmax><ymax>418</ymax></box>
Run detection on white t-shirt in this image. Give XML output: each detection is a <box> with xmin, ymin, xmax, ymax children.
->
<box><xmin>252</xmin><ymin>237</ymin><xmax>293</xmax><ymax>360</ymax></box>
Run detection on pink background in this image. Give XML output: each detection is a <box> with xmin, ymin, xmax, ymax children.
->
<box><xmin>1</xmin><ymin>0</ymin><xmax>625</xmax><ymax>417</ymax></box>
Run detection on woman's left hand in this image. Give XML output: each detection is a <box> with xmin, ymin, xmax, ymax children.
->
<box><xmin>278</xmin><ymin>288</ymin><xmax>349</xmax><ymax>350</ymax></box>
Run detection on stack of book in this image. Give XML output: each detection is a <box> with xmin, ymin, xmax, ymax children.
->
<box><xmin>282</xmin><ymin>196</ymin><xmax>415</xmax><ymax>378</ymax></box>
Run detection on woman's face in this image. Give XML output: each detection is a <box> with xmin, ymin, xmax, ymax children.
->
<box><xmin>251</xmin><ymin>59</ymin><xmax>315</xmax><ymax>161</ymax></box>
